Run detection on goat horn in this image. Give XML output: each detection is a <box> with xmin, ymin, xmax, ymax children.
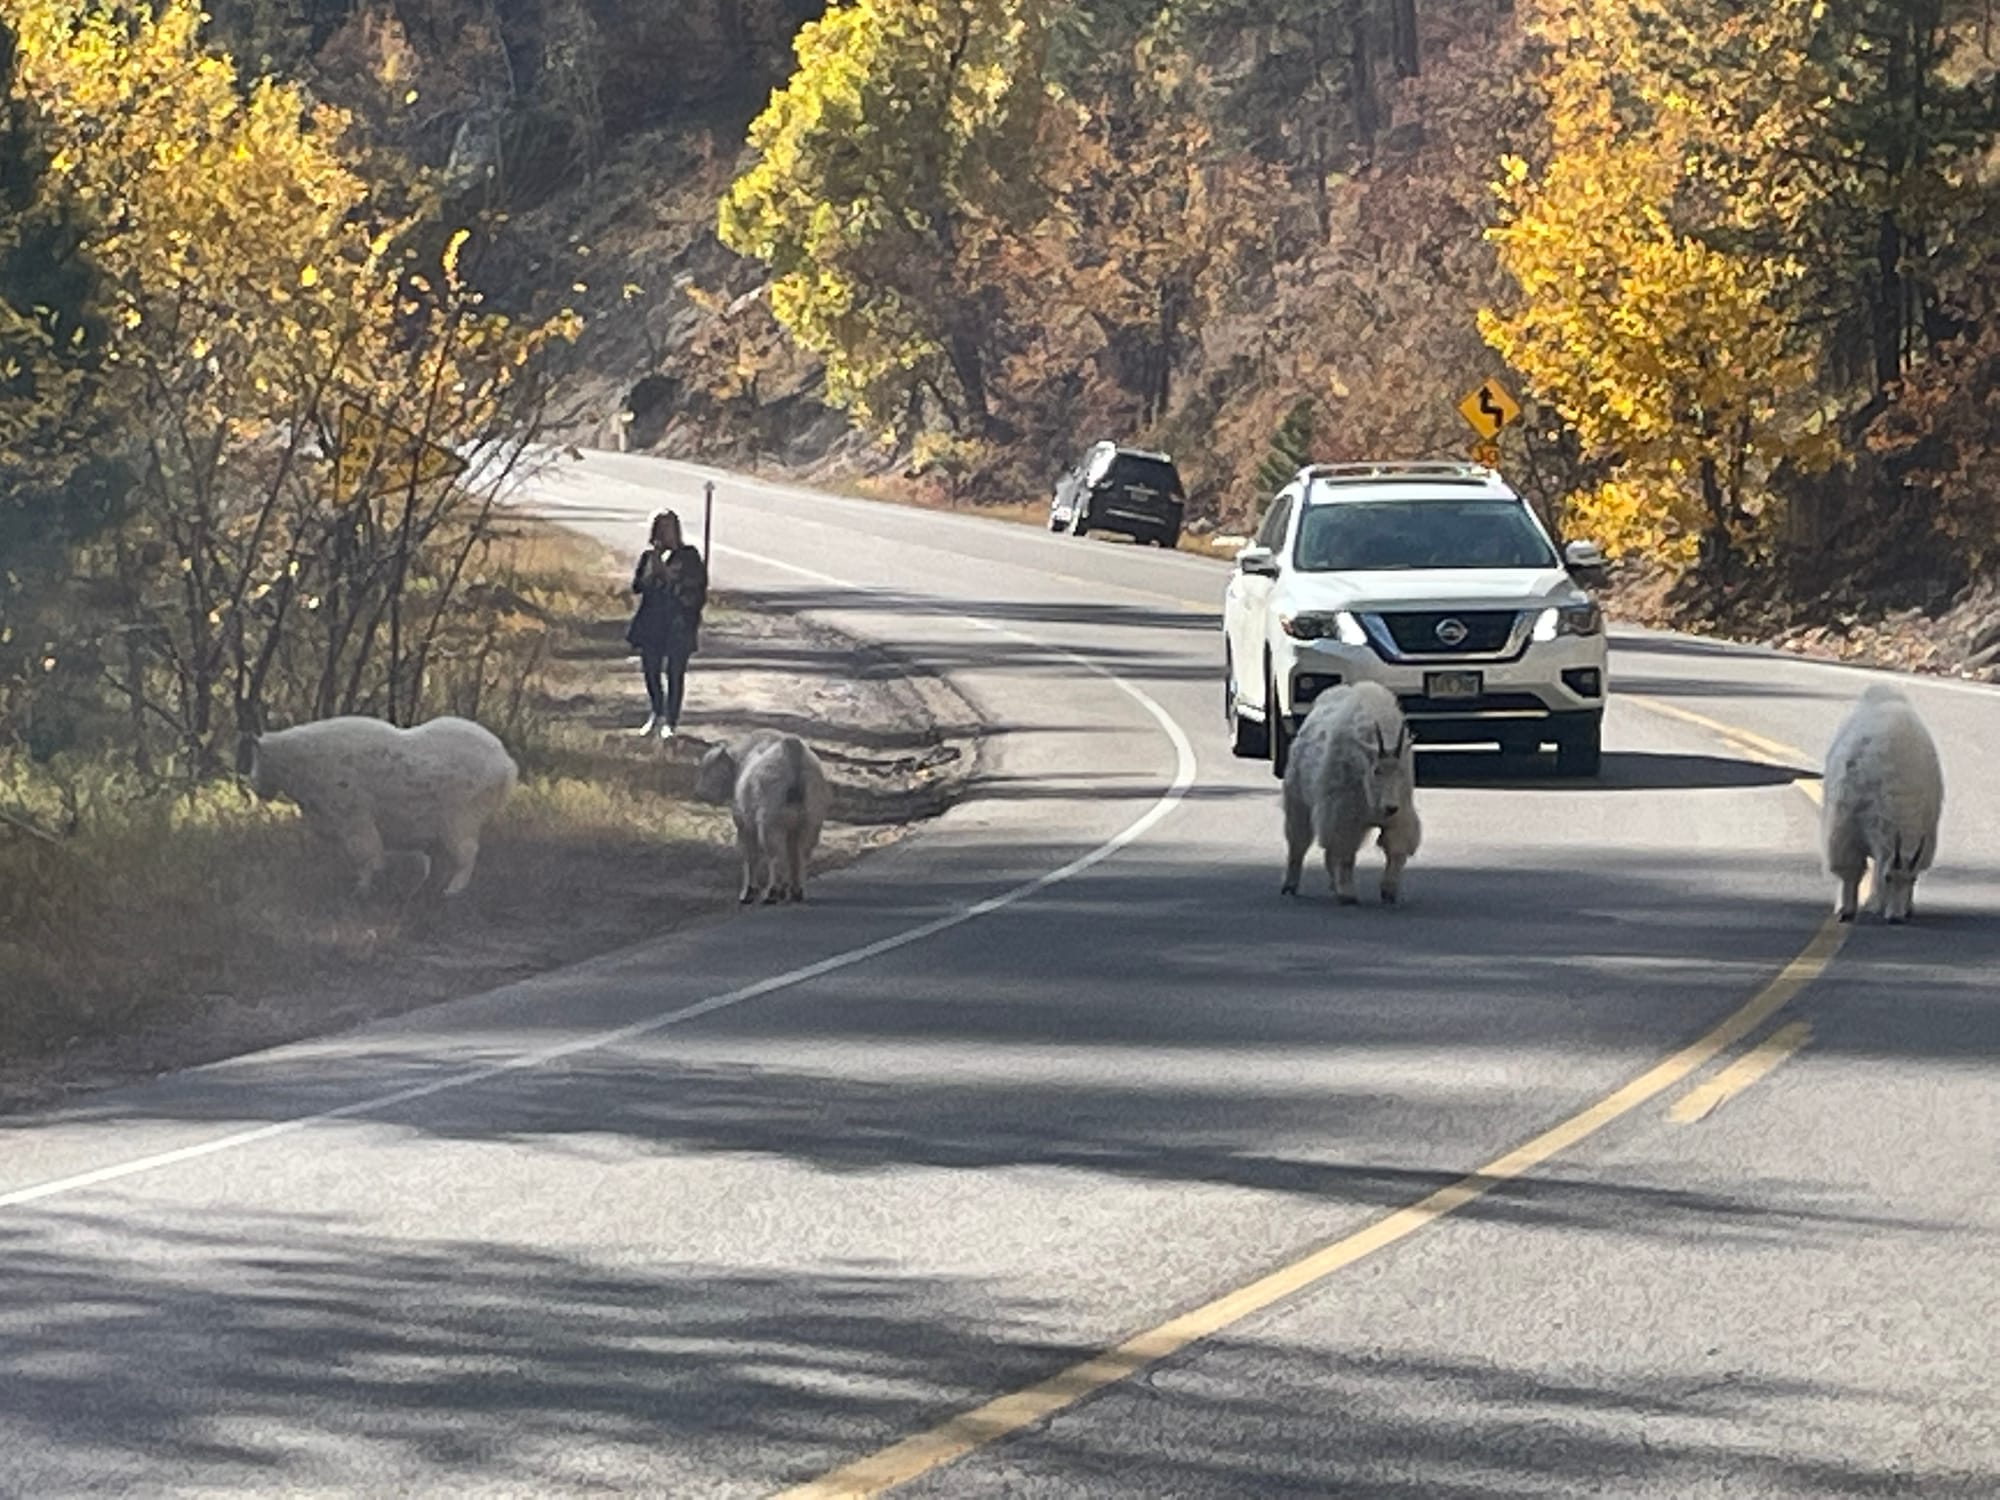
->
<box><xmin>1893</xmin><ymin>833</ymin><xmax>1904</xmax><ymax>869</ymax></box>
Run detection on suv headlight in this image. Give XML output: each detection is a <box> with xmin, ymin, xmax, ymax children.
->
<box><xmin>1280</xmin><ymin>610</ymin><xmax>1368</xmax><ymax>645</ymax></box>
<box><xmin>1532</xmin><ymin>602</ymin><xmax>1603</xmax><ymax>641</ymax></box>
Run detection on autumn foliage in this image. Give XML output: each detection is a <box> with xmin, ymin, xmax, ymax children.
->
<box><xmin>3</xmin><ymin>0</ymin><xmax>579</xmax><ymax>778</ymax></box>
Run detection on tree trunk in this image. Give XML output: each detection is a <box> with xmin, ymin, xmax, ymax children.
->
<box><xmin>947</xmin><ymin>323</ymin><xmax>990</xmax><ymax>431</ymax></box>
<box><xmin>1344</xmin><ymin>0</ymin><xmax>1378</xmax><ymax>148</ymax></box>
<box><xmin>1390</xmin><ymin>0</ymin><xmax>1419</xmax><ymax>78</ymax></box>
<box><xmin>1697</xmin><ymin>447</ymin><xmax>1734</xmax><ymax>597</ymax></box>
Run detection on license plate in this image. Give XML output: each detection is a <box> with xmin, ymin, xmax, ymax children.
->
<box><xmin>1425</xmin><ymin>670</ymin><xmax>1482</xmax><ymax>701</ymax></box>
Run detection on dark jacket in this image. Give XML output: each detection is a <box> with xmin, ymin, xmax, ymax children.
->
<box><xmin>626</xmin><ymin>544</ymin><xmax>708</xmax><ymax>655</ymax></box>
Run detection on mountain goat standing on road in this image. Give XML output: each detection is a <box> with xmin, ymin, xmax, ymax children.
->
<box><xmin>697</xmin><ymin>729</ymin><xmax>831</xmax><ymax>905</ymax></box>
<box><xmin>248</xmin><ymin>715</ymin><xmax>518</xmax><ymax>898</ymax></box>
<box><xmin>1821</xmin><ymin>684</ymin><xmax>1943</xmax><ymax>924</ymax></box>
<box><xmin>1281</xmin><ymin>681</ymin><xmax>1422</xmax><ymax>905</ymax></box>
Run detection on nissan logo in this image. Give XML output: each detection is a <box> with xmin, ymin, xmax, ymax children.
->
<box><xmin>1435</xmin><ymin>618</ymin><xmax>1470</xmax><ymax>647</ymax></box>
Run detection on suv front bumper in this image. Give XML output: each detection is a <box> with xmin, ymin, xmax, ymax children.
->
<box><xmin>1276</xmin><ymin>634</ymin><xmax>1607</xmax><ymax>745</ymax></box>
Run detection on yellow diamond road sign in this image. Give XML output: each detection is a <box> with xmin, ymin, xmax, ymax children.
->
<box><xmin>1458</xmin><ymin>378</ymin><xmax>1521</xmax><ymax>441</ymax></box>
<box><xmin>335</xmin><ymin>401</ymin><xmax>468</xmax><ymax>503</ymax></box>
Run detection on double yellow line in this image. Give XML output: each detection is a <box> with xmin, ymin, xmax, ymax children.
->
<box><xmin>776</xmin><ymin>694</ymin><xmax>1842</xmax><ymax>1500</ymax></box>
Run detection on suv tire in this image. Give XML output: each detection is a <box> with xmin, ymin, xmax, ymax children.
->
<box><xmin>1267</xmin><ymin>667</ymin><xmax>1291</xmax><ymax>779</ymax></box>
<box><xmin>1555</xmin><ymin>716</ymin><xmax>1603</xmax><ymax>778</ymax></box>
<box><xmin>1226</xmin><ymin>649</ymin><xmax>1269</xmax><ymax>759</ymax></box>
<box><xmin>1157</xmin><ymin>528</ymin><xmax>1179</xmax><ymax>550</ymax></box>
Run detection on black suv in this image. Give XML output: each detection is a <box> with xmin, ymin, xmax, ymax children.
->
<box><xmin>1049</xmin><ymin>442</ymin><xmax>1186</xmax><ymax>549</ymax></box>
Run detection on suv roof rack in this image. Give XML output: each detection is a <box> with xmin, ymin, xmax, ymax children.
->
<box><xmin>1300</xmin><ymin>460</ymin><xmax>1496</xmax><ymax>484</ymax></box>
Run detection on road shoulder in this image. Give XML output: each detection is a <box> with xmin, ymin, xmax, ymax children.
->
<box><xmin>0</xmin><ymin>591</ymin><xmax>977</xmax><ymax>1116</ymax></box>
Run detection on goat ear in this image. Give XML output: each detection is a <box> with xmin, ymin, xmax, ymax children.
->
<box><xmin>1395</xmin><ymin>726</ymin><xmax>1410</xmax><ymax>756</ymax></box>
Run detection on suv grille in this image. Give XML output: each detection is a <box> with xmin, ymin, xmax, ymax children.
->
<box><xmin>1378</xmin><ymin>610</ymin><xmax>1520</xmax><ymax>655</ymax></box>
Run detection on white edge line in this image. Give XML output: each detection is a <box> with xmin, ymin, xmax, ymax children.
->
<box><xmin>0</xmin><ymin>542</ymin><xmax>1198</xmax><ymax>1211</ymax></box>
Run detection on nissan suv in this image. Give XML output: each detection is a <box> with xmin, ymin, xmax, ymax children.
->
<box><xmin>1222</xmin><ymin>461</ymin><xmax>1610</xmax><ymax>778</ymax></box>
<box><xmin>1050</xmin><ymin>441</ymin><xmax>1186</xmax><ymax>549</ymax></box>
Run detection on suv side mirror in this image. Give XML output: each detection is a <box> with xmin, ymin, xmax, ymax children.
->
<box><xmin>1237</xmin><ymin>545</ymin><xmax>1280</xmax><ymax>578</ymax></box>
<box><xmin>1563</xmin><ymin>539</ymin><xmax>1608</xmax><ymax>579</ymax></box>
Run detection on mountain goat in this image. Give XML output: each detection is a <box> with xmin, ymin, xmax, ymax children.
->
<box><xmin>696</xmin><ymin>729</ymin><xmax>831</xmax><ymax>905</ymax></box>
<box><xmin>1281</xmin><ymin>681</ymin><xmax>1422</xmax><ymax>905</ymax></box>
<box><xmin>1821</xmin><ymin>683</ymin><xmax>1944</xmax><ymax>924</ymax></box>
<box><xmin>247</xmin><ymin>715</ymin><xmax>518</xmax><ymax>898</ymax></box>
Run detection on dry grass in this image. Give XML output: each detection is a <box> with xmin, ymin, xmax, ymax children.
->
<box><xmin>0</xmin><ymin>522</ymin><xmax>966</xmax><ymax>1110</ymax></box>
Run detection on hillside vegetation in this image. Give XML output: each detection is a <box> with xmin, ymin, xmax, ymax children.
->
<box><xmin>4</xmin><ymin>0</ymin><xmax>2000</xmax><ymax>812</ymax></box>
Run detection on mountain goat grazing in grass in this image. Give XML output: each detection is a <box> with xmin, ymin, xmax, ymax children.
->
<box><xmin>247</xmin><ymin>715</ymin><xmax>518</xmax><ymax>898</ymax></box>
<box><xmin>1821</xmin><ymin>684</ymin><xmax>1943</xmax><ymax>924</ymax></box>
<box><xmin>1281</xmin><ymin>681</ymin><xmax>1422</xmax><ymax>905</ymax></box>
<box><xmin>696</xmin><ymin>729</ymin><xmax>831</xmax><ymax>905</ymax></box>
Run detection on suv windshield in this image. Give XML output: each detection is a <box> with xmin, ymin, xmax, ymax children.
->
<box><xmin>1294</xmin><ymin>497</ymin><xmax>1557</xmax><ymax>572</ymax></box>
<box><xmin>1097</xmin><ymin>453</ymin><xmax>1183</xmax><ymax>496</ymax></box>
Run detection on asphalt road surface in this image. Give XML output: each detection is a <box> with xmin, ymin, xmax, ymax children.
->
<box><xmin>3</xmin><ymin>452</ymin><xmax>1996</xmax><ymax>1499</ymax></box>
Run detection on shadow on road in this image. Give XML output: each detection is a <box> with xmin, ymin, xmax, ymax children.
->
<box><xmin>1</xmin><ymin>1201</ymin><xmax>1988</xmax><ymax>1496</ymax></box>
<box><xmin>1417</xmin><ymin>749</ymin><xmax>1818</xmax><ymax>793</ymax></box>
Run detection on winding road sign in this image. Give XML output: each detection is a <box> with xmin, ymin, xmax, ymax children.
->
<box><xmin>1458</xmin><ymin>378</ymin><xmax>1521</xmax><ymax>441</ymax></box>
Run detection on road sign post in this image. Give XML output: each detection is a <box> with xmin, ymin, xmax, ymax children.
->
<box><xmin>703</xmin><ymin>480</ymin><xmax>715</xmax><ymax>580</ymax></box>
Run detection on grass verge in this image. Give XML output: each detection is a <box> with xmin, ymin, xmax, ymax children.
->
<box><xmin>0</xmin><ymin>523</ymin><xmax>968</xmax><ymax>1110</ymax></box>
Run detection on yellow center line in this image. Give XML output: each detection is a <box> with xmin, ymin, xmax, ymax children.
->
<box><xmin>774</xmin><ymin>680</ymin><xmax>1849</xmax><ymax>1500</ymax></box>
<box><xmin>774</xmin><ymin>912</ymin><xmax>1850</xmax><ymax>1500</ymax></box>
<box><xmin>1623</xmin><ymin>693</ymin><xmax>1819</xmax><ymax>786</ymax></box>
<box><xmin>1668</xmin><ymin>1020</ymin><xmax>1815</xmax><ymax>1125</ymax></box>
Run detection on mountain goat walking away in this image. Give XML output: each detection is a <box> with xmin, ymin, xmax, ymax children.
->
<box><xmin>696</xmin><ymin>729</ymin><xmax>831</xmax><ymax>905</ymax></box>
<box><xmin>248</xmin><ymin>715</ymin><xmax>518</xmax><ymax>898</ymax></box>
<box><xmin>1281</xmin><ymin>681</ymin><xmax>1422</xmax><ymax>905</ymax></box>
<box><xmin>1821</xmin><ymin>684</ymin><xmax>1944</xmax><ymax>924</ymax></box>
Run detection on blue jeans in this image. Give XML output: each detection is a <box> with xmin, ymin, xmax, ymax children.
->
<box><xmin>641</xmin><ymin>644</ymin><xmax>691</xmax><ymax>727</ymax></box>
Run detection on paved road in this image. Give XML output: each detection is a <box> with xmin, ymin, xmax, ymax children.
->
<box><xmin>3</xmin><ymin>452</ymin><xmax>1996</xmax><ymax>1498</ymax></box>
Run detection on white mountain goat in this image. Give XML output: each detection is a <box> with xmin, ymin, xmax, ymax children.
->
<box><xmin>247</xmin><ymin>715</ymin><xmax>518</xmax><ymax>898</ymax></box>
<box><xmin>1821</xmin><ymin>684</ymin><xmax>1944</xmax><ymax>924</ymax></box>
<box><xmin>1281</xmin><ymin>681</ymin><xmax>1422</xmax><ymax>905</ymax></box>
<box><xmin>696</xmin><ymin>729</ymin><xmax>831</xmax><ymax>905</ymax></box>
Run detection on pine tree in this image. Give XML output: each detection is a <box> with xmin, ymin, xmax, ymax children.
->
<box><xmin>1254</xmin><ymin>397</ymin><xmax>1316</xmax><ymax>495</ymax></box>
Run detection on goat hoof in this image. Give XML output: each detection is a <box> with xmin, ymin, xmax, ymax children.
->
<box><xmin>1336</xmin><ymin>894</ymin><xmax>1360</xmax><ymax>907</ymax></box>
<box><xmin>1381</xmin><ymin>890</ymin><xmax>1399</xmax><ymax>905</ymax></box>
<box><xmin>1280</xmin><ymin>882</ymin><xmax>1298</xmax><ymax>897</ymax></box>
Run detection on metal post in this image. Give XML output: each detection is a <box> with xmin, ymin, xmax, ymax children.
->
<box><xmin>702</xmin><ymin>480</ymin><xmax>715</xmax><ymax>576</ymax></box>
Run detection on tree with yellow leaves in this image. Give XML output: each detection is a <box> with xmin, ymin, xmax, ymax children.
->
<box><xmin>12</xmin><ymin>0</ymin><xmax>579</xmax><ymax>770</ymax></box>
<box><xmin>719</xmin><ymin>0</ymin><xmax>1054</xmax><ymax>438</ymax></box>
<box><xmin>1479</xmin><ymin>0</ymin><xmax>1838</xmax><ymax>581</ymax></box>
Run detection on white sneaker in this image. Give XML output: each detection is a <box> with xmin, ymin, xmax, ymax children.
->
<box><xmin>636</xmin><ymin>714</ymin><xmax>661</xmax><ymax>737</ymax></box>
<box><xmin>658</xmin><ymin>722</ymin><xmax>676</xmax><ymax>740</ymax></box>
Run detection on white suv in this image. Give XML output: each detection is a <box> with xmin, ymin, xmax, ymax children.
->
<box><xmin>1223</xmin><ymin>462</ymin><xmax>1610</xmax><ymax>778</ymax></box>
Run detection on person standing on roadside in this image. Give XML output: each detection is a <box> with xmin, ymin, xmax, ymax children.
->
<box><xmin>626</xmin><ymin>509</ymin><xmax>708</xmax><ymax>739</ymax></box>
